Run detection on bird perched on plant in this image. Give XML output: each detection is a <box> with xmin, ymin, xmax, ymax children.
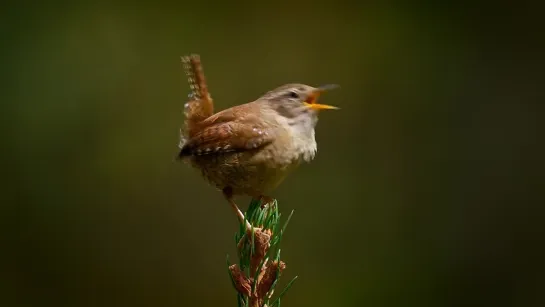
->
<box><xmin>177</xmin><ymin>55</ymin><xmax>339</xmax><ymax>227</ymax></box>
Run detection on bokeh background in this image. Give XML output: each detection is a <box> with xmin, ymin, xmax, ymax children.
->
<box><xmin>2</xmin><ymin>2</ymin><xmax>544</xmax><ymax>307</ymax></box>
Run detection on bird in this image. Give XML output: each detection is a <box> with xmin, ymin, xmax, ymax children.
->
<box><xmin>177</xmin><ymin>55</ymin><xmax>339</xmax><ymax>228</ymax></box>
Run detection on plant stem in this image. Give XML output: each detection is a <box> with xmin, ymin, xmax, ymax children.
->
<box><xmin>227</xmin><ymin>199</ymin><xmax>297</xmax><ymax>307</ymax></box>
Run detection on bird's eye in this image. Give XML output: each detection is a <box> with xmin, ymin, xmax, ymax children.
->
<box><xmin>288</xmin><ymin>91</ymin><xmax>299</xmax><ymax>99</ymax></box>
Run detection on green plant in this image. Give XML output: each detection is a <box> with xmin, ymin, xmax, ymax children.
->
<box><xmin>227</xmin><ymin>199</ymin><xmax>297</xmax><ymax>307</ymax></box>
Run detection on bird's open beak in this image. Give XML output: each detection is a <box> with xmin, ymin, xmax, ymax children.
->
<box><xmin>303</xmin><ymin>84</ymin><xmax>340</xmax><ymax>110</ymax></box>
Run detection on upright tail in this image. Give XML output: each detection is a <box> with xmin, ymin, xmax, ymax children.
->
<box><xmin>180</xmin><ymin>54</ymin><xmax>214</xmax><ymax>139</ymax></box>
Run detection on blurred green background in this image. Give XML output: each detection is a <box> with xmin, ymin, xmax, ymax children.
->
<box><xmin>2</xmin><ymin>2</ymin><xmax>544</xmax><ymax>307</ymax></box>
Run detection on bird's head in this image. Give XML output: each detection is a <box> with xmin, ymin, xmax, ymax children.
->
<box><xmin>259</xmin><ymin>83</ymin><xmax>339</xmax><ymax>127</ymax></box>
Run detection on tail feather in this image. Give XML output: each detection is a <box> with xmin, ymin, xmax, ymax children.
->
<box><xmin>180</xmin><ymin>54</ymin><xmax>214</xmax><ymax>138</ymax></box>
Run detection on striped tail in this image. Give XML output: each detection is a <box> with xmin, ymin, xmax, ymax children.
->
<box><xmin>181</xmin><ymin>54</ymin><xmax>214</xmax><ymax>138</ymax></box>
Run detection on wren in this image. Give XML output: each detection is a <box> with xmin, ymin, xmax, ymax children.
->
<box><xmin>177</xmin><ymin>55</ymin><xmax>339</xmax><ymax>227</ymax></box>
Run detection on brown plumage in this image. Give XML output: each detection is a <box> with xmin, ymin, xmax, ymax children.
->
<box><xmin>177</xmin><ymin>55</ymin><xmax>339</xmax><ymax>227</ymax></box>
<box><xmin>181</xmin><ymin>54</ymin><xmax>214</xmax><ymax>137</ymax></box>
<box><xmin>179</xmin><ymin>106</ymin><xmax>275</xmax><ymax>157</ymax></box>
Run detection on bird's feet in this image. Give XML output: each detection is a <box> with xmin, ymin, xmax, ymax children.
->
<box><xmin>254</xmin><ymin>195</ymin><xmax>275</xmax><ymax>209</ymax></box>
<box><xmin>223</xmin><ymin>187</ymin><xmax>256</xmax><ymax>232</ymax></box>
<box><xmin>223</xmin><ymin>189</ymin><xmax>275</xmax><ymax>250</ymax></box>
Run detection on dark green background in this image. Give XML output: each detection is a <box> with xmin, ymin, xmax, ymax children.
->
<box><xmin>2</xmin><ymin>2</ymin><xmax>544</xmax><ymax>307</ymax></box>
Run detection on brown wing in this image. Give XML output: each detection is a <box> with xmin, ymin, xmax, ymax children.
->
<box><xmin>178</xmin><ymin>104</ymin><xmax>275</xmax><ymax>157</ymax></box>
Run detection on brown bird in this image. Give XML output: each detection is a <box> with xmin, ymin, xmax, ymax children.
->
<box><xmin>177</xmin><ymin>55</ymin><xmax>339</xmax><ymax>227</ymax></box>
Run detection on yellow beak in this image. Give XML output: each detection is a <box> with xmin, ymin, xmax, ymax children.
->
<box><xmin>303</xmin><ymin>84</ymin><xmax>340</xmax><ymax>110</ymax></box>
